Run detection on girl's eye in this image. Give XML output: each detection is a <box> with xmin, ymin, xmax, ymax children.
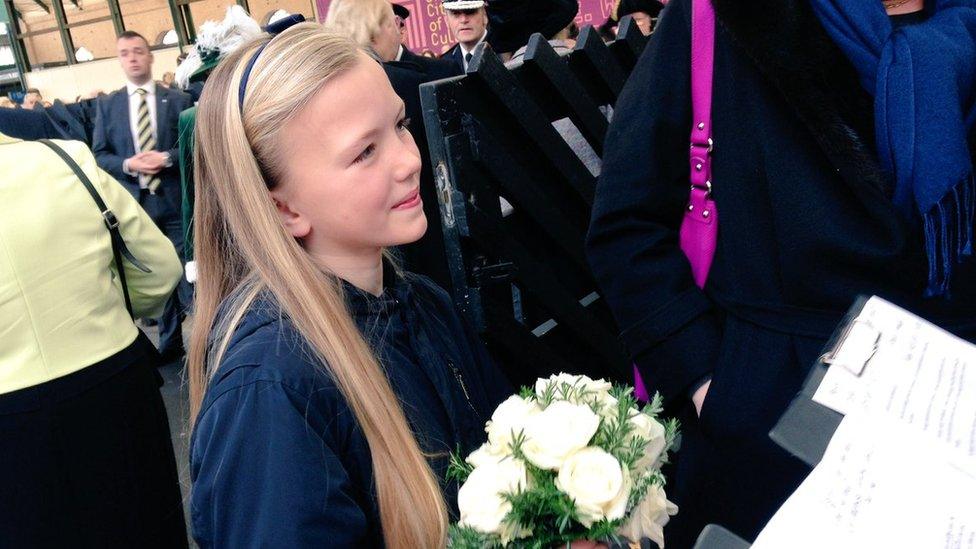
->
<box><xmin>397</xmin><ymin>117</ymin><xmax>411</xmax><ymax>132</ymax></box>
<box><xmin>354</xmin><ymin>144</ymin><xmax>376</xmax><ymax>164</ymax></box>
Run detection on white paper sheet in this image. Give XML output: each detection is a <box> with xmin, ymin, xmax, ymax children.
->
<box><xmin>754</xmin><ymin>414</ymin><xmax>976</xmax><ymax>549</ymax></box>
<box><xmin>812</xmin><ymin>297</ymin><xmax>976</xmax><ymax>459</ymax></box>
<box><xmin>755</xmin><ymin>298</ymin><xmax>976</xmax><ymax>549</ymax></box>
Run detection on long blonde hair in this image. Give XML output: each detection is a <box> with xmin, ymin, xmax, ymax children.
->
<box><xmin>323</xmin><ymin>0</ymin><xmax>392</xmax><ymax>48</ymax></box>
<box><xmin>189</xmin><ymin>24</ymin><xmax>448</xmax><ymax>549</ymax></box>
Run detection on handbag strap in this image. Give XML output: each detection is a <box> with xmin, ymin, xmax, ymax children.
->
<box><xmin>689</xmin><ymin>0</ymin><xmax>716</xmax><ymax>194</ymax></box>
<box><xmin>39</xmin><ymin>139</ymin><xmax>152</xmax><ymax>319</ymax></box>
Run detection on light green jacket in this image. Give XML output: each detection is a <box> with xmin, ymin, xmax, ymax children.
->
<box><xmin>0</xmin><ymin>133</ymin><xmax>182</xmax><ymax>395</ymax></box>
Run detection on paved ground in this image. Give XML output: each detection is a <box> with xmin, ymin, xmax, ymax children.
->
<box><xmin>143</xmin><ymin>321</ymin><xmax>194</xmax><ymax>546</ymax></box>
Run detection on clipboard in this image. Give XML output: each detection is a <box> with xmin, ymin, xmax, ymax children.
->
<box><xmin>768</xmin><ymin>295</ymin><xmax>881</xmax><ymax>467</ymax></box>
<box><xmin>691</xmin><ymin>524</ymin><xmax>751</xmax><ymax>549</ymax></box>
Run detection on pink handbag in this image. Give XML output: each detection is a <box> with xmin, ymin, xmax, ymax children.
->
<box><xmin>634</xmin><ymin>0</ymin><xmax>718</xmax><ymax>401</ymax></box>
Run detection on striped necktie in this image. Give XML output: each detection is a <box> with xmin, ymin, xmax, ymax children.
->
<box><xmin>135</xmin><ymin>88</ymin><xmax>161</xmax><ymax>194</ymax></box>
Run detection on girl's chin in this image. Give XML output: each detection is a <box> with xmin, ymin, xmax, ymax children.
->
<box><xmin>388</xmin><ymin>217</ymin><xmax>429</xmax><ymax>247</ymax></box>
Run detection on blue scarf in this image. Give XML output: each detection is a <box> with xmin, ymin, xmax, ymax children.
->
<box><xmin>809</xmin><ymin>0</ymin><xmax>976</xmax><ymax>297</ymax></box>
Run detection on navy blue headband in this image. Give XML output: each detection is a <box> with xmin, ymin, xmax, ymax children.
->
<box><xmin>238</xmin><ymin>14</ymin><xmax>307</xmax><ymax>111</ymax></box>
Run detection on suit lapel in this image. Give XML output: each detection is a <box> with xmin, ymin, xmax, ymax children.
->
<box><xmin>155</xmin><ymin>86</ymin><xmax>169</xmax><ymax>150</ymax></box>
<box><xmin>116</xmin><ymin>87</ymin><xmax>135</xmax><ymax>159</ymax></box>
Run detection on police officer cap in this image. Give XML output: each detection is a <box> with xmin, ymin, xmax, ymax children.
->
<box><xmin>442</xmin><ymin>0</ymin><xmax>486</xmax><ymax>11</ymax></box>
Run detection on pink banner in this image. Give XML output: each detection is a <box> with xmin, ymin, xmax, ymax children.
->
<box><xmin>315</xmin><ymin>0</ymin><xmax>618</xmax><ymax>55</ymax></box>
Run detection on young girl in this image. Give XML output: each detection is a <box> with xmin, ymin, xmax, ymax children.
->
<box><xmin>188</xmin><ymin>25</ymin><xmax>511</xmax><ymax>548</ymax></box>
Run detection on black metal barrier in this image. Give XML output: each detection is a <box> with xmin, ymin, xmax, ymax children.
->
<box><xmin>418</xmin><ymin>17</ymin><xmax>649</xmax><ymax>388</ymax></box>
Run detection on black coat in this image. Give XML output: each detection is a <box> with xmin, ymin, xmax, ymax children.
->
<box><xmin>395</xmin><ymin>46</ymin><xmax>463</xmax><ymax>81</ymax></box>
<box><xmin>190</xmin><ymin>270</ymin><xmax>511</xmax><ymax>547</ymax></box>
<box><xmin>383</xmin><ymin>62</ymin><xmax>454</xmax><ymax>287</ymax></box>
<box><xmin>585</xmin><ymin>0</ymin><xmax>976</xmax><ymax>546</ymax></box>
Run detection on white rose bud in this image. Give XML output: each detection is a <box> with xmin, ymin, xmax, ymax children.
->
<box><xmin>522</xmin><ymin>401</ymin><xmax>600</xmax><ymax>470</ymax></box>
<box><xmin>535</xmin><ymin>373</ymin><xmax>612</xmax><ymax>403</ymax></box>
<box><xmin>555</xmin><ymin>447</ymin><xmax>632</xmax><ymax>527</ymax></box>
<box><xmin>629</xmin><ymin>412</ymin><xmax>667</xmax><ymax>471</ymax></box>
<box><xmin>486</xmin><ymin>395</ymin><xmax>541</xmax><ymax>451</ymax></box>
<box><xmin>466</xmin><ymin>442</ymin><xmax>507</xmax><ymax>469</ymax></box>
<box><xmin>458</xmin><ymin>458</ymin><xmax>529</xmax><ymax>535</ymax></box>
<box><xmin>616</xmin><ymin>482</ymin><xmax>678</xmax><ymax>548</ymax></box>
<box><xmin>592</xmin><ymin>392</ymin><xmax>619</xmax><ymax>420</ymax></box>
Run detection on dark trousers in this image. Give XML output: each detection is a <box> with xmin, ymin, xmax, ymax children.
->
<box><xmin>0</xmin><ymin>334</ymin><xmax>188</xmax><ymax>548</ymax></box>
<box><xmin>140</xmin><ymin>190</ymin><xmax>189</xmax><ymax>356</ymax></box>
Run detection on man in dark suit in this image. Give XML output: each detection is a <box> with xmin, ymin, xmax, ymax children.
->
<box><xmin>441</xmin><ymin>0</ymin><xmax>489</xmax><ymax>73</ymax></box>
<box><xmin>93</xmin><ymin>30</ymin><xmax>193</xmax><ymax>364</ymax></box>
<box><xmin>390</xmin><ymin>3</ymin><xmax>461</xmax><ymax>80</ymax></box>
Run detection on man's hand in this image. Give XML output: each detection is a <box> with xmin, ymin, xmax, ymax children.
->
<box><xmin>125</xmin><ymin>151</ymin><xmax>166</xmax><ymax>174</ymax></box>
<box><xmin>692</xmin><ymin>379</ymin><xmax>712</xmax><ymax>417</ymax></box>
<box><xmin>139</xmin><ymin>150</ymin><xmax>169</xmax><ymax>171</ymax></box>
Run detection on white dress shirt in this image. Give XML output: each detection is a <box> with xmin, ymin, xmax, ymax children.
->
<box><xmin>121</xmin><ymin>80</ymin><xmax>167</xmax><ymax>187</ymax></box>
<box><xmin>459</xmin><ymin>30</ymin><xmax>488</xmax><ymax>71</ymax></box>
<box><xmin>396</xmin><ymin>44</ymin><xmax>405</xmax><ymax>61</ymax></box>
<box><xmin>127</xmin><ymin>80</ymin><xmax>158</xmax><ymax>152</ymax></box>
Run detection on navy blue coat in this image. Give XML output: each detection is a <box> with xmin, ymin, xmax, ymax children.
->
<box><xmin>0</xmin><ymin>107</ymin><xmax>60</xmax><ymax>141</ymax></box>
<box><xmin>586</xmin><ymin>0</ymin><xmax>976</xmax><ymax>546</ymax></box>
<box><xmin>92</xmin><ymin>85</ymin><xmax>193</xmax><ymax>214</ymax></box>
<box><xmin>441</xmin><ymin>43</ymin><xmax>465</xmax><ymax>74</ymax></box>
<box><xmin>189</xmin><ymin>270</ymin><xmax>511</xmax><ymax>547</ymax></box>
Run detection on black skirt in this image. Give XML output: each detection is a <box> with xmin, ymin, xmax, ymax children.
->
<box><xmin>0</xmin><ymin>332</ymin><xmax>188</xmax><ymax>548</ymax></box>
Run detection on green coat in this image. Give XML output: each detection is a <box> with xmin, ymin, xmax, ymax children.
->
<box><xmin>178</xmin><ymin>106</ymin><xmax>196</xmax><ymax>261</ymax></box>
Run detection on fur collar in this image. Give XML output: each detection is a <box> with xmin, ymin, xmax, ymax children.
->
<box><xmin>711</xmin><ymin>0</ymin><xmax>893</xmax><ymax>205</ymax></box>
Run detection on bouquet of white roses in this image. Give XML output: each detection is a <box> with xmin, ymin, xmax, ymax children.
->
<box><xmin>448</xmin><ymin>373</ymin><xmax>679</xmax><ymax>548</ymax></box>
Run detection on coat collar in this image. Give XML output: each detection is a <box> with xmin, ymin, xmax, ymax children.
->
<box><xmin>341</xmin><ymin>262</ymin><xmax>403</xmax><ymax>320</ymax></box>
<box><xmin>711</xmin><ymin>0</ymin><xmax>893</xmax><ymax>205</ymax></box>
<box><xmin>125</xmin><ymin>79</ymin><xmax>156</xmax><ymax>97</ymax></box>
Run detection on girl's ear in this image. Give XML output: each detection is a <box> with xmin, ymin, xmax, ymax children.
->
<box><xmin>269</xmin><ymin>189</ymin><xmax>312</xmax><ymax>239</ymax></box>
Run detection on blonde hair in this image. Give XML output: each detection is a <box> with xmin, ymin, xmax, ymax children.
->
<box><xmin>189</xmin><ymin>24</ymin><xmax>448</xmax><ymax>549</ymax></box>
<box><xmin>324</xmin><ymin>0</ymin><xmax>392</xmax><ymax>48</ymax></box>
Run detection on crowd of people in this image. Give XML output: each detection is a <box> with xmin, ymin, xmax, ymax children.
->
<box><xmin>1</xmin><ymin>0</ymin><xmax>974</xmax><ymax>547</ymax></box>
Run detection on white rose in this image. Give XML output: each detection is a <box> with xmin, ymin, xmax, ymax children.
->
<box><xmin>535</xmin><ymin>373</ymin><xmax>612</xmax><ymax>403</ymax></box>
<box><xmin>458</xmin><ymin>458</ymin><xmax>529</xmax><ymax>535</ymax></box>
<box><xmin>616</xmin><ymin>482</ymin><xmax>678</xmax><ymax>548</ymax></box>
<box><xmin>629</xmin><ymin>412</ymin><xmax>667</xmax><ymax>471</ymax></box>
<box><xmin>592</xmin><ymin>391</ymin><xmax>619</xmax><ymax>420</ymax></box>
<box><xmin>486</xmin><ymin>395</ymin><xmax>541</xmax><ymax>451</ymax></box>
<box><xmin>521</xmin><ymin>401</ymin><xmax>600</xmax><ymax>470</ymax></box>
<box><xmin>555</xmin><ymin>447</ymin><xmax>632</xmax><ymax>526</ymax></box>
<box><xmin>466</xmin><ymin>442</ymin><xmax>507</xmax><ymax>469</ymax></box>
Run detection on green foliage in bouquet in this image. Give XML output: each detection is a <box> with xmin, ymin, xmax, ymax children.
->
<box><xmin>447</xmin><ymin>376</ymin><xmax>679</xmax><ymax>548</ymax></box>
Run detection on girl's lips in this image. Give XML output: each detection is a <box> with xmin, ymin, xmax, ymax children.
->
<box><xmin>393</xmin><ymin>188</ymin><xmax>421</xmax><ymax>210</ymax></box>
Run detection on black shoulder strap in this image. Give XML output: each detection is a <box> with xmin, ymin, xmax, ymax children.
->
<box><xmin>39</xmin><ymin>139</ymin><xmax>152</xmax><ymax>319</ymax></box>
